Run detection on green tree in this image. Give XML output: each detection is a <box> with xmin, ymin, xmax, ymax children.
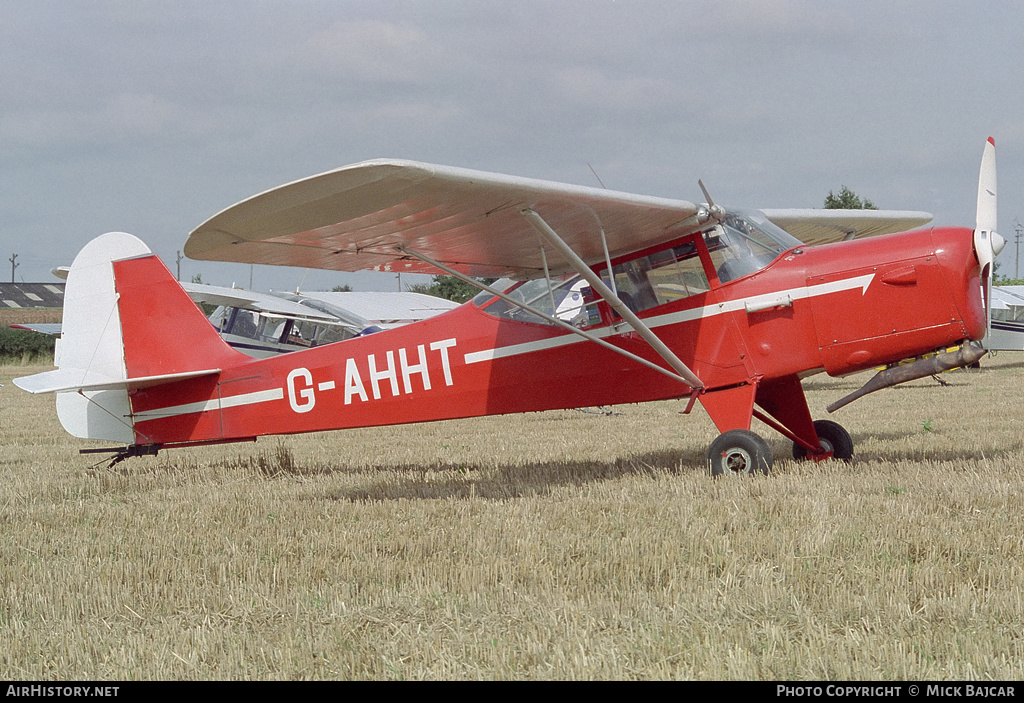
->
<box><xmin>824</xmin><ymin>186</ymin><xmax>877</xmax><ymax>210</ymax></box>
<box><xmin>331</xmin><ymin>284</ymin><xmax>352</xmax><ymax>292</ymax></box>
<box><xmin>409</xmin><ymin>275</ymin><xmax>497</xmax><ymax>303</ymax></box>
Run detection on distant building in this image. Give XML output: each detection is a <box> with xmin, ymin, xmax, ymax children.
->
<box><xmin>0</xmin><ymin>283</ymin><xmax>65</xmax><ymax>309</ymax></box>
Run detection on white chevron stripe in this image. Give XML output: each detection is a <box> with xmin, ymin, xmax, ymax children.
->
<box><xmin>464</xmin><ymin>274</ymin><xmax>874</xmax><ymax>365</ymax></box>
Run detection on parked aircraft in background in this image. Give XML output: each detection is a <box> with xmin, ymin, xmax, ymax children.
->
<box><xmin>988</xmin><ymin>285</ymin><xmax>1024</xmax><ymax>351</ymax></box>
<box><xmin>14</xmin><ymin>139</ymin><xmax>1003</xmax><ymax>476</ymax></box>
<box><xmin>191</xmin><ymin>284</ymin><xmax>458</xmax><ymax>358</ymax></box>
<box><xmin>11</xmin><ymin>278</ymin><xmax>458</xmax><ymax>359</ymax></box>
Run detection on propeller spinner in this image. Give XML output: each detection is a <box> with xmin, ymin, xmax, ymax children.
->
<box><xmin>697</xmin><ymin>179</ymin><xmax>726</xmax><ymax>224</ymax></box>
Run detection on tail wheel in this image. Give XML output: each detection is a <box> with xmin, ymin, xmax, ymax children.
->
<box><xmin>707</xmin><ymin>429</ymin><xmax>773</xmax><ymax>477</ymax></box>
<box><xmin>792</xmin><ymin>419</ymin><xmax>854</xmax><ymax>462</ymax></box>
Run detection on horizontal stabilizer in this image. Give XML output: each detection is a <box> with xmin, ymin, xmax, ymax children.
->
<box><xmin>14</xmin><ymin>367</ymin><xmax>221</xmax><ymax>395</ymax></box>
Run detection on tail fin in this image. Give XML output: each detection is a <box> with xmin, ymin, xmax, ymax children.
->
<box><xmin>15</xmin><ymin>232</ymin><xmax>245</xmax><ymax>443</ymax></box>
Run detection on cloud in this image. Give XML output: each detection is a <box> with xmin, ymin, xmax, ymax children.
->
<box><xmin>1</xmin><ymin>0</ymin><xmax>1023</xmax><ymax>284</ymax></box>
<box><xmin>304</xmin><ymin>20</ymin><xmax>444</xmax><ymax>84</ymax></box>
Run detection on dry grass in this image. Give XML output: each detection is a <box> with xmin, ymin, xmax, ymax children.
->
<box><xmin>0</xmin><ymin>308</ymin><xmax>63</xmax><ymax>326</ymax></box>
<box><xmin>1</xmin><ymin>356</ymin><xmax>1023</xmax><ymax>680</ymax></box>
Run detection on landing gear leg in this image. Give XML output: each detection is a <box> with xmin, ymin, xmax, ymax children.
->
<box><xmin>707</xmin><ymin>429</ymin><xmax>773</xmax><ymax>477</ymax></box>
<box><xmin>792</xmin><ymin>419</ymin><xmax>854</xmax><ymax>462</ymax></box>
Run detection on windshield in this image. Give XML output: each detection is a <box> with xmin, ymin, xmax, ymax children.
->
<box><xmin>705</xmin><ymin>209</ymin><xmax>801</xmax><ymax>283</ymax></box>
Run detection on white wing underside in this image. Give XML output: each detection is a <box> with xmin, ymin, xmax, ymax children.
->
<box><xmin>185</xmin><ymin>159</ymin><xmax>932</xmax><ymax>277</ymax></box>
<box><xmin>762</xmin><ymin>209</ymin><xmax>932</xmax><ymax>246</ymax></box>
<box><xmin>185</xmin><ymin>160</ymin><xmax>701</xmax><ymax>278</ymax></box>
<box><xmin>181</xmin><ymin>281</ymin><xmax>337</xmax><ymax>322</ymax></box>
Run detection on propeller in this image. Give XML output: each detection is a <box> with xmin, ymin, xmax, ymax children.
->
<box><xmin>697</xmin><ymin>179</ymin><xmax>726</xmax><ymax>224</ymax></box>
<box><xmin>975</xmin><ymin>137</ymin><xmax>1006</xmax><ymax>343</ymax></box>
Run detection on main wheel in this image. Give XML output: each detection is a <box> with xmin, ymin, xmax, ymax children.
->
<box><xmin>792</xmin><ymin>419</ymin><xmax>854</xmax><ymax>462</ymax></box>
<box><xmin>707</xmin><ymin>429</ymin><xmax>773</xmax><ymax>477</ymax></box>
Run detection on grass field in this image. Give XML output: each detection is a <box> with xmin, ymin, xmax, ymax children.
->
<box><xmin>1</xmin><ymin>355</ymin><xmax>1022</xmax><ymax>680</ymax></box>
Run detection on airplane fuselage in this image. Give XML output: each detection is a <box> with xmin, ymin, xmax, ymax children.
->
<box><xmin>122</xmin><ymin>224</ymin><xmax>983</xmax><ymax>448</ymax></box>
<box><xmin>16</xmin><ymin>141</ymin><xmax>1000</xmax><ymax>474</ymax></box>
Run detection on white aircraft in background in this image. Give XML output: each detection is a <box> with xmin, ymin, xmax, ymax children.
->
<box><xmin>195</xmin><ymin>284</ymin><xmax>459</xmax><ymax>358</ymax></box>
<box><xmin>988</xmin><ymin>285</ymin><xmax>1024</xmax><ymax>351</ymax></box>
<box><xmin>11</xmin><ymin>273</ymin><xmax>459</xmax><ymax>359</ymax></box>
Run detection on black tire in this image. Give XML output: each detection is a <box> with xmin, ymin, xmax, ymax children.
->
<box><xmin>707</xmin><ymin>429</ymin><xmax>773</xmax><ymax>477</ymax></box>
<box><xmin>792</xmin><ymin>419</ymin><xmax>854</xmax><ymax>462</ymax></box>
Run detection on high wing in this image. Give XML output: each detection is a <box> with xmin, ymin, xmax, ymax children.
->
<box><xmin>306</xmin><ymin>291</ymin><xmax>459</xmax><ymax>328</ymax></box>
<box><xmin>185</xmin><ymin>160</ymin><xmax>701</xmax><ymax>278</ymax></box>
<box><xmin>761</xmin><ymin>209</ymin><xmax>933</xmax><ymax>246</ymax></box>
<box><xmin>180</xmin><ymin>281</ymin><xmax>336</xmax><ymax>322</ymax></box>
<box><xmin>991</xmin><ymin>285</ymin><xmax>1024</xmax><ymax>311</ymax></box>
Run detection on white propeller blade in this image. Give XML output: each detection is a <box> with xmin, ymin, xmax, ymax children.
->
<box><xmin>975</xmin><ymin>137</ymin><xmax>1006</xmax><ymax>347</ymax></box>
<box><xmin>975</xmin><ymin>137</ymin><xmax>1002</xmax><ymax>275</ymax></box>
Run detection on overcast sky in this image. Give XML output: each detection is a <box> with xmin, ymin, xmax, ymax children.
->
<box><xmin>3</xmin><ymin>0</ymin><xmax>1023</xmax><ymax>290</ymax></box>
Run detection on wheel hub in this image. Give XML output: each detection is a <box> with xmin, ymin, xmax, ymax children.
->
<box><xmin>708</xmin><ymin>429</ymin><xmax>773</xmax><ymax>477</ymax></box>
<box><xmin>722</xmin><ymin>448</ymin><xmax>754</xmax><ymax>474</ymax></box>
<box><xmin>810</xmin><ymin>437</ymin><xmax>835</xmax><ymax>462</ymax></box>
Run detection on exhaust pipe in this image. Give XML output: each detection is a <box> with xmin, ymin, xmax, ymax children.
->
<box><xmin>827</xmin><ymin>341</ymin><xmax>986</xmax><ymax>413</ymax></box>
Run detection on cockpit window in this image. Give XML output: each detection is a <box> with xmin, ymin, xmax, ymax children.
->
<box><xmin>481</xmin><ymin>276</ymin><xmax>602</xmax><ymax>328</ymax></box>
<box><xmin>473</xmin><ymin>209</ymin><xmax>803</xmax><ymax>324</ymax></box>
<box><xmin>705</xmin><ymin>209</ymin><xmax>800</xmax><ymax>283</ymax></box>
<box><xmin>471</xmin><ymin>278</ymin><xmax>519</xmax><ymax>306</ymax></box>
<box><xmin>600</xmin><ymin>238</ymin><xmax>711</xmax><ymax>315</ymax></box>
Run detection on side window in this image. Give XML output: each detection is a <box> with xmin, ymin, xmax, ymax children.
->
<box><xmin>290</xmin><ymin>319</ymin><xmax>354</xmax><ymax>347</ymax></box>
<box><xmin>209</xmin><ymin>305</ymin><xmax>231</xmax><ymax>332</ymax></box>
<box><xmin>227</xmin><ymin>309</ymin><xmax>260</xmax><ymax>339</ymax></box>
<box><xmin>257</xmin><ymin>317</ymin><xmax>289</xmax><ymax>343</ymax></box>
<box><xmin>607</xmin><ymin>258</ymin><xmax>659</xmax><ymax>312</ymax></box>
<box><xmin>481</xmin><ymin>276</ymin><xmax>602</xmax><ymax>328</ymax></box>
<box><xmin>602</xmin><ymin>239</ymin><xmax>710</xmax><ymax>314</ymax></box>
<box><xmin>646</xmin><ymin>243</ymin><xmax>711</xmax><ymax>302</ymax></box>
<box><xmin>286</xmin><ymin>320</ymin><xmax>317</xmax><ymax>347</ymax></box>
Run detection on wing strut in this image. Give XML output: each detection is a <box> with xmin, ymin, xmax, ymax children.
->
<box><xmin>520</xmin><ymin>208</ymin><xmax>704</xmax><ymax>391</ymax></box>
<box><xmin>400</xmin><ymin>248</ymin><xmax>696</xmax><ymax>386</ymax></box>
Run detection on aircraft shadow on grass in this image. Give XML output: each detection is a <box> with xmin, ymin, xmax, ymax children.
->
<box><xmin>96</xmin><ymin>429</ymin><xmax>1019</xmax><ymax>502</ymax></box>
<box><xmin>321</xmin><ymin>438</ymin><xmax>1022</xmax><ymax>503</ymax></box>
<box><xmin>844</xmin><ymin>433</ymin><xmax>1023</xmax><ymax>465</ymax></box>
<box><xmin>325</xmin><ymin>447</ymin><xmax>708</xmax><ymax>503</ymax></box>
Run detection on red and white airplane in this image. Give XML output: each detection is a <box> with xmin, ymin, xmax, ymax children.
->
<box><xmin>15</xmin><ymin>139</ymin><xmax>1003</xmax><ymax>474</ymax></box>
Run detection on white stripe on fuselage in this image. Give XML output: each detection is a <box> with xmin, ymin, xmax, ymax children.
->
<box><xmin>132</xmin><ymin>387</ymin><xmax>285</xmax><ymax>422</ymax></box>
<box><xmin>463</xmin><ymin>273</ymin><xmax>874</xmax><ymax>365</ymax></box>
<box><xmin>134</xmin><ymin>274</ymin><xmax>872</xmax><ymax>423</ymax></box>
